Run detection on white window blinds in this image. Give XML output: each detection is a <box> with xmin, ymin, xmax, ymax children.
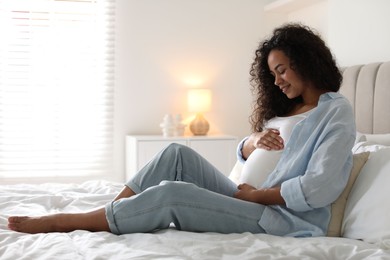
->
<box><xmin>0</xmin><ymin>0</ymin><xmax>115</xmax><ymax>178</ymax></box>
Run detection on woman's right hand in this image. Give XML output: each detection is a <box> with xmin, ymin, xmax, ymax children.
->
<box><xmin>241</xmin><ymin>129</ymin><xmax>284</xmax><ymax>160</ymax></box>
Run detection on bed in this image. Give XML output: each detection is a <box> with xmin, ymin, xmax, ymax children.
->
<box><xmin>1</xmin><ymin>62</ymin><xmax>390</xmax><ymax>259</ymax></box>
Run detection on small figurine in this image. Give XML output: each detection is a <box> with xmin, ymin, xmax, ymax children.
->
<box><xmin>160</xmin><ymin>114</ymin><xmax>186</xmax><ymax>137</ymax></box>
<box><xmin>173</xmin><ymin>114</ymin><xmax>186</xmax><ymax>136</ymax></box>
<box><xmin>160</xmin><ymin>114</ymin><xmax>174</xmax><ymax>137</ymax></box>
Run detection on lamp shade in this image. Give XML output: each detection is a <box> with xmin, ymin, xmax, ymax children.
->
<box><xmin>187</xmin><ymin>89</ymin><xmax>211</xmax><ymax>113</ymax></box>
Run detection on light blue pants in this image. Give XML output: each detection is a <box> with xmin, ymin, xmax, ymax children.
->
<box><xmin>105</xmin><ymin>143</ymin><xmax>266</xmax><ymax>235</ymax></box>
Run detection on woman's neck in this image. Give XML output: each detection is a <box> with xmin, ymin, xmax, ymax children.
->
<box><xmin>288</xmin><ymin>89</ymin><xmax>327</xmax><ymax>116</ymax></box>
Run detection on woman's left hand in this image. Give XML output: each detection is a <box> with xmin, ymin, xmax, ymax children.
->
<box><xmin>234</xmin><ymin>184</ymin><xmax>286</xmax><ymax>205</ymax></box>
<box><xmin>234</xmin><ymin>183</ymin><xmax>258</xmax><ymax>203</ymax></box>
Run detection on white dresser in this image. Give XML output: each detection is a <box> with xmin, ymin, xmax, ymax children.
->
<box><xmin>126</xmin><ymin>135</ymin><xmax>238</xmax><ymax>179</ymax></box>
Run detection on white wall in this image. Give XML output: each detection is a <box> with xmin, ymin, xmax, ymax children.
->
<box><xmin>263</xmin><ymin>0</ymin><xmax>329</xmax><ymax>41</ymax></box>
<box><xmin>113</xmin><ymin>0</ymin><xmax>271</xmax><ymax>182</ymax></box>
<box><xmin>327</xmin><ymin>0</ymin><xmax>390</xmax><ymax>66</ymax></box>
<box><xmin>287</xmin><ymin>1</ymin><xmax>329</xmax><ymax>42</ymax></box>
<box><xmin>266</xmin><ymin>0</ymin><xmax>390</xmax><ymax>67</ymax></box>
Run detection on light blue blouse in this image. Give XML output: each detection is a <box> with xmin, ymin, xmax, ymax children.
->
<box><xmin>237</xmin><ymin>92</ymin><xmax>356</xmax><ymax>237</ymax></box>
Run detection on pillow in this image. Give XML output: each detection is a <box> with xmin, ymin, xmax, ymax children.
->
<box><xmin>327</xmin><ymin>151</ymin><xmax>370</xmax><ymax>237</ymax></box>
<box><xmin>363</xmin><ymin>133</ymin><xmax>390</xmax><ymax>146</ymax></box>
<box><xmin>352</xmin><ymin>141</ymin><xmax>389</xmax><ymax>154</ymax></box>
<box><xmin>342</xmin><ymin>147</ymin><xmax>390</xmax><ymax>243</ymax></box>
<box><xmin>355</xmin><ymin>131</ymin><xmax>367</xmax><ymax>144</ymax></box>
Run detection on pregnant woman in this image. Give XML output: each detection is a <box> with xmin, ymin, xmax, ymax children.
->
<box><xmin>8</xmin><ymin>23</ymin><xmax>356</xmax><ymax>237</ymax></box>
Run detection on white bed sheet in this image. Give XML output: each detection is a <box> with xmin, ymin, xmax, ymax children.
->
<box><xmin>1</xmin><ymin>180</ymin><xmax>390</xmax><ymax>260</ymax></box>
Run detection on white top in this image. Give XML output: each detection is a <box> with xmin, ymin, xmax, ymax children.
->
<box><xmin>239</xmin><ymin>112</ymin><xmax>309</xmax><ymax>188</ymax></box>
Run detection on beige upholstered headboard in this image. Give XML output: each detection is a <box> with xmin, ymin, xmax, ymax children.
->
<box><xmin>339</xmin><ymin>61</ymin><xmax>390</xmax><ymax>134</ymax></box>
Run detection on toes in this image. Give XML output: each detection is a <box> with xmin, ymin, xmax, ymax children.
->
<box><xmin>8</xmin><ymin>216</ymin><xmax>27</xmax><ymax>224</ymax></box>
<box><xmin>8</xmin><ymin>223</ymin><xmax>19</xmax><ymax>231</ymax></box>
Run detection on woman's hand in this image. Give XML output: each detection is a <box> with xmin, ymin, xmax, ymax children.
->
<box><xmin>234</xmin><ymin>183</ymin><xmax>258</xmax><ymax>203</ymax></box>
<box><xmin>234</xmin><ymin>184</ymin><xmax>286</xmax><ymax>205</ymax></box>
<box><xmin>241</xmin><ymin>130</ymin><xmax>284</xmax><ymax>159</ymax></box>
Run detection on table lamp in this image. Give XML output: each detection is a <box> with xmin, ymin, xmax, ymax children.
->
<box><xmin>187</xmin><ymin>88</ymin><xmax>211</xmax><ymax>135</ymax></box>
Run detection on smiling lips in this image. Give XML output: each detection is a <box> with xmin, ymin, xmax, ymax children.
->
<box><xmin>280</xmin><ymin>84</ymin><xmax>290</xmax><ymax>94</ymax></box>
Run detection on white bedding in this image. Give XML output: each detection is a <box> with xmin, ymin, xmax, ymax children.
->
<box><xmin>1</xmin><ymin>180</ymin><xmax>390</xmax><ymax>259</ymax></box>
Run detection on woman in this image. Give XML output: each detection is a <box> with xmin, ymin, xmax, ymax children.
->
<box><xmin>7</xmin><ymin>24</ymin><xmax>355</xmax><ymax>237</ymax></box>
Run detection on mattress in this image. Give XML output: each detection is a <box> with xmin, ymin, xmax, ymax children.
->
<box><xmin>1</xmin><ymin>180</ymin><xmax>389</xmax><ymax>259</ymax></box>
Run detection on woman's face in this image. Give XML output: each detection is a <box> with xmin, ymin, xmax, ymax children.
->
<box><xmin>267</xmin><ymin>49</ymin><xmax>308</xmax><ymax>99</ymax></box>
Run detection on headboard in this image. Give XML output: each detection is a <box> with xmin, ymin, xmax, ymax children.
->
<box><xmin>340</xmin><ymin>61</ymin><xmax>390</xmax><ymax>134</ymax></box>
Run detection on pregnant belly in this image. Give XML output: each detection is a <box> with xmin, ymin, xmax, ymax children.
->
<box><xmin>239</xmin><ymin>149</ymin><xmax>282</xmax><ymax>188</ymax></box>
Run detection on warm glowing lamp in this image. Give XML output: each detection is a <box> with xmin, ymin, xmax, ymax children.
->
<box><xmin>187</xmin><ymin>89</ymin><xmax>211</xmax><ymax>135</ymax></box>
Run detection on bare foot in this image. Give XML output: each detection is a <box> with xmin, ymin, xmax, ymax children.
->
<box><xmin>8</xmin><ymin>208</ymin><xmax>110</xmax><ymax>234</ymax></box>
<box><xmin>8</xmin><ymin>215</ymin><xmax>68</xmax><ymax>233</ymax></box>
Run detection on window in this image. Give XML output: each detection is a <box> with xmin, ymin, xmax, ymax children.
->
<box><xmin>0</xmin><ymin>0</ymin><xmax>115</xmax><ymax>178</ymax></box>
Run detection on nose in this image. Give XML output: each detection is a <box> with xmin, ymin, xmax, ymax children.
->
<box><xmin>274</xmin><ymin>74</ymin><xmax>283</xmax><ymax>86</ymax></box>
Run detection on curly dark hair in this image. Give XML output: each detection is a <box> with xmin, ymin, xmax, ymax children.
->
<box><xmin>249</xmin><ymin>23</ymin><xmax>342</xmax><ymax>132</ymax></box>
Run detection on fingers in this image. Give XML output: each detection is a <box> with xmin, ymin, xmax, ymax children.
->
<box><xmin>237</xmin><ymin>183</ymin><xmax>255</xmax><ymax>191</ymax></box>
<box><xmin>254</xmin><ymin>129</ymin><xmax>284</xmax><ymax>150</ymax></box>
<box><xmin>237</xmin><ymin>183</ymin><xmax>247</xmax><ymax>190</ymax></box>
<box><xmin>234</xmin><ymin>183</ymin><xmax>257</xmax><ymax>202</ymax></box>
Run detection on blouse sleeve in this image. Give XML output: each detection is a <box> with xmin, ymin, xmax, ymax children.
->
<box><xmin>236</xmin><ymin>136</ymin><xmax>249</xmax><ymax>163</ymax></box>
